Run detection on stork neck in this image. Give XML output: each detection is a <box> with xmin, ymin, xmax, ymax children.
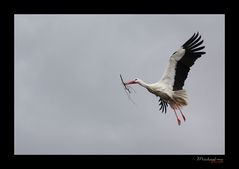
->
<box><xmin>138</xmin><ymin>80</ymin><xmax>150</xmax><ymax>88</ymax></box>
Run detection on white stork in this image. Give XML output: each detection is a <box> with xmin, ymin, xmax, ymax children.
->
<box><xmin>124</xmin><ymin>32</ymin><xmax>206</xmax><ymax>125</ymax></box>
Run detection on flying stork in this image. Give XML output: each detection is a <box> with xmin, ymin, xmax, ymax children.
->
<box><xmin>123</xmin><ymin>32</ymin><xmax>206</xmax><ymax>125</ymax></box>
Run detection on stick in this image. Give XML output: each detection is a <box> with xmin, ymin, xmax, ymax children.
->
<box><xmin>120</xmin><ymin>74</ymin><xmax>136</xmax><ymax>105</ymax></box>
<box><xmin>120</xmin><ymin>74</ymin><xmax>131</xmax><ymax>93</ymax></box>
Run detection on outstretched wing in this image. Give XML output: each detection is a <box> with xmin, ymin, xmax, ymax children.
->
<box><xmin>159</xmin><ymin>32</ymin><xmax>206</xmax><ymax>91</ymax></box>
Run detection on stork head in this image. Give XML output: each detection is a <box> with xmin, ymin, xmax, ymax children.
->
<box><xmin>125</xmin><ymin>78</ymin><xmax>140</xmax><ymax>85</ymax></box>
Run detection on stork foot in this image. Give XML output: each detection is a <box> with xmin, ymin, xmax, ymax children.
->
<box><xmin>176</xmin><ymin>105</ymin><xmax>186</xmax><ymax>122</ymax></box>
<box><xmin>182</xmin><ymin>114</ymin><xmax>186</xmax><ymax>122</ymax></box>
<box><xmin>177</xmin><ymin>119</ymin><xmax>181</xmax><ymax>126</ymax></box>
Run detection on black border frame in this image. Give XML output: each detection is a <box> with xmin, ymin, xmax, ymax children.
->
<box><xmin>4</xmin><ymin>0</ymin><xmax>230</xmax><ymax>167</ymax></box>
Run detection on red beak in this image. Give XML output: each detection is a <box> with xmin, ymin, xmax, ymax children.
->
<box><xmin>125</xmin><ymin>80</ymin><xmax>136</xmax><ymax>85</ymax></box>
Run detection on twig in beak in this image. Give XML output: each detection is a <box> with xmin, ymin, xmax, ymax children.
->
<box><xmin>127</xmin><ymin>86</ymin><xmax>136</xmax><ymax>94</ymax></box>
<box><xmin>120</xmin><ymin>74</ymin><xmax>136</xmax><ymax>105</ymax></box>
<box><xmin>120</xmin><ymin>74</ymin><xmax>131</xmax><ymax>93</ymax></box>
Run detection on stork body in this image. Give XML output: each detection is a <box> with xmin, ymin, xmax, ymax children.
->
<box><xmin>125</xmin><ymin>32</ymin><xmax>206</xmax><ymax>125</ymax></box>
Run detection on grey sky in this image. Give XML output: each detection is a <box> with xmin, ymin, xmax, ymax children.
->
<box><xmin>14</xmin><ymin>15</ymin><xmax>225</xmax><ymax>154</ymax></box>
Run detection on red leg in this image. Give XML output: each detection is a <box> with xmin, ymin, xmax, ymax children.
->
<box><xmin>176</xmin><ymin>105</ymin><xmax>186</xmax><ymax>122</ymax></box>
<box><xmin>173</xmin><ymin>108</ymin><xmax>181</xmax><ymax>126</ymax></box>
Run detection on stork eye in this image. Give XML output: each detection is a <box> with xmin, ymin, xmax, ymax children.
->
<box><xmin>135</xmin><ymin>79</ymin><xmax>137</xmax><ymax>81</ymax></box>
<box><xmin>173</xmin><ymin>51</ymin><xmax>177</xmax><ymax>55</ymax></box>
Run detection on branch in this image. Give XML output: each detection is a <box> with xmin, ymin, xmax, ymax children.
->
<box><xmin>120</xmin><ymin>74</ymin><xmax>131</xmax><ymax>94</ymax></box>
<box><xmin>120</xmin><ymin>74</ymin><xmax>136</xmax><ymax>105</ymax></box>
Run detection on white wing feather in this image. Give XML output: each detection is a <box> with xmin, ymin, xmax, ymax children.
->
<box><xmin>158</xmin><ymin>47</ymin><xmax>185</xmax><ymax>88</ymax></box>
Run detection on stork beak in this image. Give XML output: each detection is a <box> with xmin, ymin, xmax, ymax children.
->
<box><xmin>125</xmin><ymin>80</ymin><xmax>136</xmax><ymax>85</ymax></box>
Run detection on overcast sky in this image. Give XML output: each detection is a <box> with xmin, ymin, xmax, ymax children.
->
<box><xmin>14</xmin><ymin>14</ymin><xmax>224</xmax><ymax>154</ymax></box>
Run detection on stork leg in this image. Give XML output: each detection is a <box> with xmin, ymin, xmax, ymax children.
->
<box><xmin>176</xmin><ymin>105</ymin><xmax>186</xmax><ymax>122</ymax></box>
<box><xmin>173</xmin><ymin>108</ymin><xmax>181</xmax><ymax>126</ymax></box>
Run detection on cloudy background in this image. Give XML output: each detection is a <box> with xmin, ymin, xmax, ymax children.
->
<box><xmin>14</xmin><ymin>15</ymin><xmax>224</xmax><ymax>154</ymax></box>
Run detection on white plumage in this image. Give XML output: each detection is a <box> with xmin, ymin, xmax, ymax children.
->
<box><xmin>160</xmin><ymin>47</ymin><xmax>185</xmax><ymax>87</ymax></box>
<box><xmin>124</xmin><ymin>32</ymin><xmax>206</xmax><ymax>125</ymax></box>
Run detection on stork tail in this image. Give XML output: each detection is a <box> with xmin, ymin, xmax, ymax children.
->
<box><xmin>172</xmin><ymin>89</ymin><xmax>188</xmax><ymax>107</ymax></box>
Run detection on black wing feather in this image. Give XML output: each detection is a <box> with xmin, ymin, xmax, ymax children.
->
<box><xmin>173</xmin><ymin>32</ymin><xmax>206</xmax><ymax>91</ymax></box>
<box><xmin>173</xmin><ymin>61</ymin><xmax>190</xmax><ymax>91</ymax></box>
<box><xmin>158</xmin><ymin>98</ymin><xmax>168</xmax><ymax>113</ymax></box>
<box><xmin>182</xmin><ymin>33</ymin><xmax>197</xmax><ymax>47</ymax></box>
<box><xmin>189</xmin><ymin>40</ymin><xmax>204</xmax><ymax>49</ymax></box>
<box><xmin>191</xmin><ymin>46</ymin><xmax>205</xmax><ymax>52</ymax></box>
<box><xmin>188</xmin><ymin>35</ymin><xmax>201</xmax><ymax>48</ymax></box>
